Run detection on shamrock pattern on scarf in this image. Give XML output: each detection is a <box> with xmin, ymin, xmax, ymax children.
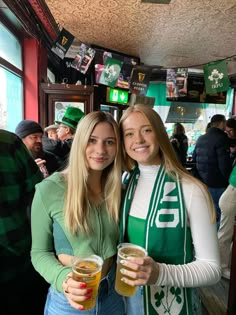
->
<box><xmin>150</xmin><ymin>285</ymin><xmax>184</xmax><ymax>314</ymax></box>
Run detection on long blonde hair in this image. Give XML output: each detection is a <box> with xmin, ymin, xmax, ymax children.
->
<box><xmin>63</xmin><ymin>111</ymin><xmax>122</xmax><ymax>235</ymax></box>
<box><xmin>119</xmin><ymin>104</ymin><xmax>216</xmax><ymax>223</ymax></box>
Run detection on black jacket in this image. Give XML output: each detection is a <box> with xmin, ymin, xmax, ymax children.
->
<box><xmin>192</xmin><ymin>127</ymin><xmax>232</xmax><ymax>188</ymax></box>
<box><xmin>42</xmin><ymin>136</ymin><xmax>73</xmax><ymax>170</ymax></box>
<box><xmin>38</xmin><ymin>150</ymin><xmax>60</xmax><ymax>175</ymax></box>
<box><xmin>170</xmin><ymin>133</ymin><xmax>188</xmax><ymax>166</ymax></box>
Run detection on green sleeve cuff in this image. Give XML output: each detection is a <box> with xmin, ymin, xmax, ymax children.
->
<box><xmin>55</xmin><ymin>266</ymin><xmax>72</xmax><ymax>292</ymax></box>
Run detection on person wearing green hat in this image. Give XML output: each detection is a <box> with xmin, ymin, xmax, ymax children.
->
<box><xmin>43</xmin><ymin>107</ymin><xmax>85</xmax><ymax>169</ymax></box>
<box><xmin>55</xmin><ymin>107</ymin><xmax>85</xmax><ymax>140</ymax></box>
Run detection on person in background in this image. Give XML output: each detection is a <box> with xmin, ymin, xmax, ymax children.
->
<box><xmin>225</xmin><ymin>117</ymin><xmax>236</xmax><ymax>166</ymax></box>
<box><xmin>55</xmin><ymin>107</ymin><xmax>84</xmax><ymax>142</ymax></box>
<box><xmin>31</xmin><ymin>111</ymin><xmax>125</xmax><ymax>315</ymax></box>
<box><xmin>170</xmin><ymin>122</ymin><xmax>188</xmax><ymax>166</ymax></box>
<box><xmin>0</xmin><ymin>129</ymin><xmax>48</xmax><ymax>315</ymax></box>
<box><xmin>118</xmin><ymin>105</ymin><xmax>221</xmax><ymax>315</ymax></box>
<box><xmin>44</xmin><ymin>124</ymin><xmax>59</xmax><ymax>140</ymax></box>
<box><xmin>42</xmin><ymin>106</ymin><xmax>85</xmax><ymax>169</ymax></box>
<box><xmin>15</xmin><ymin>120</ymin><xmax>59</xmax><ymax>178</ymax></box>
<box><xmin>217</xmin><ymin>116</ymin><xmax>236</xmax><ymax>280</ymax></box>
<box><xmin>192</xmin><ymin>114</ymin><xmax>232</xmax><ymax>229</ymax></box>
<box><xmin>205</xmin><ymin>121</ymin><xmax>212</xmax><ymax>133</ymax></box>
<box><xmin>190</xmin><ymin>121</ymin><xmax>211</xmax><ymax>179</ymax></box>
<box><xmin>218</xmin><ymin>165</ymin><xmax>236</xmax><ymax>280</ymax></box>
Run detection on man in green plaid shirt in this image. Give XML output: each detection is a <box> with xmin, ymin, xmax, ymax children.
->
<box><xmin>0</xmin><ymin>129</ymin><xmax>48</xmax><ymax>314</ymax></box>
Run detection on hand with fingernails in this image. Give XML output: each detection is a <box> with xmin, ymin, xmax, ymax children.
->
<box><xmin>120</xmin><ymin>256</ymin><xmax>160</xmax><ymax>287</ymax></box>
<box><xmin>63</xmin><ymin>272</ymin><xmax>93</xmax><ymax>311</ymax></box>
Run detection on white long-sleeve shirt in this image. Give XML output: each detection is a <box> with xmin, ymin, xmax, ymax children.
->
<box><xmin>129</xmin><ymin>164</ymin><xmax>221</xmax><ymax>287</ymax></box>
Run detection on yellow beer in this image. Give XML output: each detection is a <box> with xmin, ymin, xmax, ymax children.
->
<box><xmin>115</xmin><ymin>243</ymin><xmax>147</xmax><ymax>296</ymax></box>
<box><xmin>72</xmin><ymin>255</ymin><xmax>103</xmax><ymax>310</ymax></box>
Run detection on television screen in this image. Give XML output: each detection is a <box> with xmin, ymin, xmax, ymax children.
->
<box><xmin>166</xmin><ymin>75</ymin><xmax>227</xmax><ymax>104</ymax></box>
<box><xmin>93</xmin><ymin>46</ymin><xmax>140</xmax><ymax>89</ymax></box>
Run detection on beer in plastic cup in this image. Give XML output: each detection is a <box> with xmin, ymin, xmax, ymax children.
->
<box><xmin>115</xmin><ymin>243</ymin><xmax>147</xmax><ymax>296</ymax></box>
<box><xmin>72</xmin><ymin>254</ymin><xmax>103</xmax><ymax>310</ymax></box>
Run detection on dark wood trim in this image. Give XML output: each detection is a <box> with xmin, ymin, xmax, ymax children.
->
<box><xmin>28</xmin><ymin>0</ymin><xmax>58</xmax><ymax>41</ymax></box>
<box><xmin>39</xmin><ymin>83</ymin><xmax>94</xmax><ymax>128</ymax></box>
<box><xmin>0</xmin><ymin>8</ymin><xmax>25</xmax><ymax>40</ymax></box>
<box><xmin>0</xmin><ymin>57</ymin><xmax>23</xmax><ymax>77</ymax></box>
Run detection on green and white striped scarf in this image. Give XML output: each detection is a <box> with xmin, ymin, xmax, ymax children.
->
<box><xmin>120</xmin><ymin>165</ymin><xmax>194</xmax><ymax>315</ymax></box>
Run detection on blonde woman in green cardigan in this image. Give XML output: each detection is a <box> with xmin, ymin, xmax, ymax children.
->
<box><xmin>118</xmin><ymin>105</ymin><xmax>221</xmax><ymax>315</ymax></box>
<box><xmin>31</xmin><ymin>111</ymin><xmax>125</xmax><ymax>315</ymax></box>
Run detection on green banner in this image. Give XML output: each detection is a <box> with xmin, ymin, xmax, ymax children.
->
<box><xmin>203</xmin><ymin>60</ymin><xmax>229</xmax><ymax>95</ymax></box>
<box><xmin>98</xmin><ymin>57</ymin><xmax>123</xmax><ymax>88</ymax></box>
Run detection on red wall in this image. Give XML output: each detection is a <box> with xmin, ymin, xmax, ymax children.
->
<box><xmin>23</xmin><ymin>39</ymin><xmax>47</xmax><ymax>121</ymax></box>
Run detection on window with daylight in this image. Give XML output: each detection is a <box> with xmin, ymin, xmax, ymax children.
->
<box><xmin>0</xmin><ymin>67</ymin><xmax>23</xmax><ymax>130</ymax></box>
<box><xmin>0</xmin><ymin>22</ymin><xmax>23</xmax><ymax>131</ymax></box>
<box><xmin>0</xmin><ymin>23</ymin><xmax>22</xmax><ymax>69</ymax></box>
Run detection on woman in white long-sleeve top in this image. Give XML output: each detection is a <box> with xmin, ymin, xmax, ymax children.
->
<box><xmin>118</xmin><ymin>104</ymin><xmax>221</xmax><ymax>315</ymax></box>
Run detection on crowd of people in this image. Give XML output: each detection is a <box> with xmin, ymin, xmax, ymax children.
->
<box><xmin>1</xmin><ymin>104</ymin><xmax>235</xmax><ymax>315</ymax></box>
<box><xmin>191</xmin><ymin>114</ymin><xmax>235</xmax><ymax>280</ymax></box>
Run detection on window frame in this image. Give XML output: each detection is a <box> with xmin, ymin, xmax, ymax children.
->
<box><xmin>0</xmin><ymin>15</ymin><xmax>24</xmax><ymax>130</ymax></box>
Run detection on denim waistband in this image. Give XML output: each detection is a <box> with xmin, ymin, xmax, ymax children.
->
<box><xmin>98</xmin><ymin>261</ymin><xmax>116</xmax><ymax>294</ymax></box>
<box><xmin>46</xmin><ymin>261</ymin><xmax>125</xmax><ymax>315</ymax></box>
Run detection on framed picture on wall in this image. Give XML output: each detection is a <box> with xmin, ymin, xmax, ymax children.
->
<box><xmin>54</xmin><ymin>101</ymin><xmax>85</xmax><ymax>122</ymax></box>
<box><xmin>39</xmin><ymin>83</ymin><xmax>94</xmax><ymax>128</ymax></box>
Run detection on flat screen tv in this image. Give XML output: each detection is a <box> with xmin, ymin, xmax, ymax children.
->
<box><xmin>92</xmin><ymin>45</ymin><xmax>140</xmax><ymax>89</ymax></box>
<box><xmin>166</xmin><ymin>75</ymin><xmax>227</xmax><ymax>104</ymax></box>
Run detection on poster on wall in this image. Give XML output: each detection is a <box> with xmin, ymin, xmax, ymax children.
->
<box><xmin>166</xmin><ymin>68</ymin><xmax>188</xmax><ymax>99</ymax></box>
<box><xmin>176</xmin><ymin>68</ymin><xmax>188</xmax><ymax>97</ymax></box>
<box><xmin>98</xmin><ymin>57</ymin><xmax>123</xmax><ymax>88</ymax></box>
<box><xmin>166</xmin><ymin>69</ymin><xmax>177</xmax><ymax>99</ymax></box>
<box><xmin>93</xmin><ymin>46</ymin><xmax>139</xmax><ymax>89</ymax></box>
<box><xmin>129</xmin><ymin>67</ymin><xmax>152</xmax><ymax>96</ymax></box>
<box><xmin>71</xmin><ymin>44</ymin><xmax>96</xmax><ymax>74</ymax></box>
<box><xmin>65</xmin><ymin>39</ymin><xmax>81</xmax><ymax>58</ymax></box>
<box><xmin>51</xmin><ymin>28</ymin><xmax>75</xmax><ymax>60</ymax></box>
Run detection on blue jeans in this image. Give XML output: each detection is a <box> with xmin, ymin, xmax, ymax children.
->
<box><xmin>208</xmin><ymin>187</ymin><xmax>225</xmax><ymax>230</ymax></box>
<box><xmin>126</xmin><ymin>286</ymin><xmax>144</xmax><ymax>315</ymax></box>
<box><xmin>44</xmin><ymin>263</ymin><xmax>126</xmax><ymax>315</ymax></box>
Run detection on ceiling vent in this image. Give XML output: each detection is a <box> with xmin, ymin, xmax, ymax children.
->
<box><xmin>141</xmin><ymin>0</ymin><xmax>172</xmax><ymax>4</ymax></box>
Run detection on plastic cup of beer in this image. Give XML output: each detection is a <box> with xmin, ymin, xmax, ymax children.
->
<box><xmin>72</xmin><ymin>254</ymin><xmax>103</xmax><ymax>310</ymax></box>
<box><xmin>115</xmin><ymin>243</ymin><xmax>147</xmax><ymax>296</ymax></box>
